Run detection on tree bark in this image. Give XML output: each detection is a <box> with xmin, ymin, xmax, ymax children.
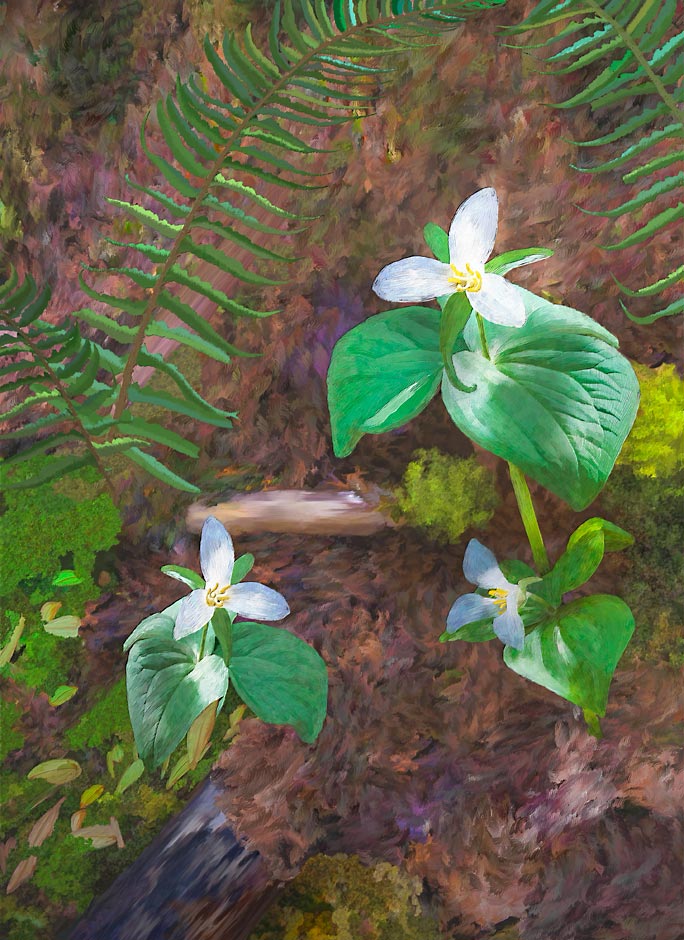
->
<box><xmin>68</xmin><ymin>779</ymin><xmax>282</xmax><ymax>940</ymax></box>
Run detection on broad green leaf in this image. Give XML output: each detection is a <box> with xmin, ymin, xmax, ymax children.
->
<box><xmin>441</xmin><ymin>288</ymin><xmax>640</xmax><ymax>510</ymax></box>
<box><xmin>424</xmin><ymin>222</ymin><xmax>449</xmax><ymax>261</ymax></box>
<box><xmin>161</xmin><ymin>565</ymin><xmax>204</xmax><ymax>590</ymax></box>
<box><xmin>552</xmin><ymin>516</ymin><xmax>634</xmax><ymax>594</ymax></box>
<box><xmin>27</xmin><ymin>759</ymin><xmax>82</xmax><ymax>785</ymax></box>
<box><xmin>327</xmin><ymin>307</ymin><xmax>443</xmax><ymax>457</ymax></box>
<box><xmin>504</xmin><ymin>594</ymin><xmax>634</xmax><ymax>716</ymax></box>
<box><xmin>127</xmin><ymin>636</ymin><xmax>229</xmax><ymax>766</ymax></box>
<box><xmin>123</xmin><ymin>601</ymin><xmax>214</xmax><ymax>655</ymax></box>
<box><xmin>229</xmin><ymin>622</ymin><xmax>328</xmax><ymax>744</ymax></box>
<box><xmin>48</xmin><ymin>685</ymin><xmax>78</xmax><ymax>707</ymax></box>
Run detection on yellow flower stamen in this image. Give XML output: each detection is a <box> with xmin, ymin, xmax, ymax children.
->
<box><xmin>448</xmin><ymin>262</ymin><xmax>482</xmax><ymax>293</ymax></box>
<box><xmin>205</xmin><ymin>582</ymin><xmax>232</xmax><ymax>609</ymax></box>
<box><xmin>488</xmin><ymin>587</ymin><xmax>508</xmax><ymax>613</ymax></box>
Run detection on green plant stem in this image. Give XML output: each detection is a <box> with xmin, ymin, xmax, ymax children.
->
<box><xmin>197</xmin><ymin>622</ymin><xmax>210</xmax><ymax>660</ymax></box>
<box><xmin>476</xmin><ymin>313</ymin><xmax>490</xmax><ymax>359</ymax></box>
<box><xmin>508</xmin><ymin>463</ymin><xmax>550</xmax><ymax>574</ymax></box>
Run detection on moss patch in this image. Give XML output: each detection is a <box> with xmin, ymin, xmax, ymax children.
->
<box><xmin>250</xmin><ymin>853</ymin><xmax>441</xmax><ymax>940</ymax></box>
<box><xmin>617</xmin><ymin>363</ymin><xmax>684</xmax><ymax>479</ymax></box>
<box><xmin>602</xmin><ymin>468</ymin><xmax>684</xmax><ymax>665</ymax></box>
<box><xmin>65</xmin><ymin>678</ymin><xmax>132</xmax><ymax>751</ymax></box>
<box><xmin>396</xmin><ymin>449</ymin><xmax>499</xmax><ymax>543</ymax></box>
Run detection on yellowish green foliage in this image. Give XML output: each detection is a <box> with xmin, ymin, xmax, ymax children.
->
<box><xmin>0</xmin><ymin>458</ymin><xmax>121</xmax><ymax>601</ymax></box>
<box><xmin>396</xmin><ymin>449</ymin><xmax>499</xmax><ymax>543</ymax></box>
<box><xmin>66</xmin><ymin>678</ymin><xmax>132</xmax><ymax>750</ymax></box>
<box><xmin>617</xmin><ymin>364</ymin><xmax>684</xmax><ymax>478</ymax></box>
<box><xmin>602</xmin><ymin>468</ymin><xmax>684</xmax><ymax>665</ymax></box>
<box><xmin>250</xmin><ymin>854</ymin><xmax>440</xmax><ymax>940</ymax></box>
<box><xmin>0</xmin><ymin>699</ymin><xmax>24</xmax><ymax>761</ymax></box>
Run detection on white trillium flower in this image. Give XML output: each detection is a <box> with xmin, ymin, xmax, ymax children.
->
<box><xmin>372</xmin><ymin>187</ymin><xmax>527</xmax><ymax>327</ymax></box>
<box><xmin>446</xmin><ymin>539</ymin><xmax>526</xmax><ymax>650</ymax></box>
<box><xmin>173</xmin><ymin>516</ymin><xmax>290</xmax><ymax>640</ymax></box>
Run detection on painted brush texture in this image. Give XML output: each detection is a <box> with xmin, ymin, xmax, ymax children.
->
<box><xmin>0</xmin><ymin>0</ymin><xmax>682</xmax><ymax>938</ymax></box>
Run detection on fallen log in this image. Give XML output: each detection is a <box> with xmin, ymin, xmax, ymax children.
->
<box><xmin>186</xmin><ymin>488</ymin><xmax>389</xmax><ymax>536</ymax></box>
<box><xmin>68</xmin><ymin>779</ymin><xmax>282</xmax><ymax>940</ymax></box>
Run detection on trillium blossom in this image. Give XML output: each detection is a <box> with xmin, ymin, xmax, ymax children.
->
<box><xmin>173</xmin><ymin>516</ymin><xmax>289</xmax><ymax>640</ymax></box>
<box><xmin>372</xmin><ymin>187</ymin><xmax>528</xmax><ymax>327</ymax></box>
<box><xmin>446</xmin><ymin>539</ymin><xmax>526</xmax><ymax>650</ymax></box>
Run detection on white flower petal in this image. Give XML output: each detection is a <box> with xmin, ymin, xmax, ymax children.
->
<box><xmin>493</xmin><ymin>595</ymin><xmax>525</xmax><ymax>650</ymax></box>
<box><xmin>199</xmin><ymin>516</ymin><xmax>234</xmax><ymax>586</ymax></box>
<box><xmin>174</xmin><ymin>590</ymin><xmax>211</xmax><ymax>639</ymax></box>
<box><xmin>462</xmin><ymin>539</ymin><xmax>509</xmax><ymax>591</ymax></box>
<box><xmin>226</xmin><ymin>582</ymin><xmax>290</xmax><ymax>622</ymax></box>
<box><xmin>468</xmin><ymin>274</ymin><xmax>526</xmax><ymax>327</ymax></box>
<box><xmin>449</xmin><ymin>188</ymin><xmax>498</xmax><ymax>270</ymax></box>
<box><xmin>372</xmin><ymin>257</ymin><xmax>454</xmax><ymax>303</ymax></box>
<box><xmin>446</xmin><ymin>593</ymin><xmax>497</xmax><ymax>633</ymax></box>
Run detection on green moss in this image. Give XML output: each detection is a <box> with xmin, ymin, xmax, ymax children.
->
<box><xmin>250</xmin><ymin>854</ymin><xmax>440</xmax><ymax>940</ymax></box>
<box><xmin>13</xmin><ymin>629</ymin><xmax>82</xmax><ymax>692</ymax></box>
<box><xmin>602</xmin><ymin>468</ymin><xmax>684</xmax><ymax>665</ymax></box>
<box><xmin>32</xmin><ymin>831</ymin><xmax>98</xmax><ymax>910</ymax></box>
<box><xmin>617</xmin><ymin>363</ymin><xmax>684</xmax><ymax>478</ymax></box>
<box><xmin>0</xmin><ymin>458</ymin><xmax>121</xmax><ymax>602</ymax></box>
<box><xmin>0</xmin><ymin>699</ymin><xmax>24</xmax><ymax>762</ymax></box>
<box><xmin>396</xmin><ymin>449</ymin><xmax>499</xmax><ymax>543</ymax></box>
<box><xmin>66</xmin><ymin>678</ymin><xmax>132</xmax><ymax>750</ymax></box>
<box><xmin>0</xmin><ymin>897</ymin><xmax>49</xmax><ymax>940</ymax></box>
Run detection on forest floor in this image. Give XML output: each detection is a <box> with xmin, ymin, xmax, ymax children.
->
<box><xmin>0</xmin><ymin>0</ymin><xmax>682</xmax><ymax>937</ymax></box>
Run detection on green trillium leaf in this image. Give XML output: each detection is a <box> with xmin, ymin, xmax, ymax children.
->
<box><xmin>161</xmin><ymin>565</ymin><xmax>204</xmax><ymax>590</ymax></box>
<box><xmin>423</xmin><ymin>222</ymin><xmax>449</xmax><ymax>262</ymax></box>
<box><xmin>327</xmin><ymin>307</ymin><xmax>443</xmax><ymax>458</ymax></box>
<box><xmin>504</xmin><ymin>594</ymin><xmax>634</xmax><ymax>716</ymax></box>
<box><xmin>552</xmin><ymin>516</ymin><xmax>635</xmax><ymax>594</ymax></box>
<box><xmin>485</xmin><ymin>247</ymin><xmax>554</xmax><ymax>276</ymax></box>
<box><xmin>440</xmin><ymin>293</ymin><xmax>475</xmax><ymax>393</ymax></box>
<box><xmin>439</xmin><ymin>618</ymin><xmax>496</xmax><ymax>643</ymax></box>
<box><xmin>231</xmin><ymin>553</ymin><xmax>255</xmax><ymax>584</ymax></box>
<box><xmin>126</xmin><ymin>633</ymin><xmax>229</xmax><ymax>767</ymax></box>
<box><xmin>229</xmin><ymin>622</ymin><xmax>328</xmax><ymax>744</ymax></box>
<box><xmin>441</xmin><ymin>288</ymin><xmax>640</xmax><ymax>510</ymax></box>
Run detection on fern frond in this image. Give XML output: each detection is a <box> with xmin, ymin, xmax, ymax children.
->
<box><xmin>505</xmin><ymin>0</ymin><xmax>683</xmax><ymax>322</ymax></box>
<box><xmin>79</xmin><ymin>0</ymin><xmax>506</xmax><ymax>430</ymax></box>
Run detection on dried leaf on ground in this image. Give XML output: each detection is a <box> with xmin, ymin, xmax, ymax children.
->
<box><xmin>27</xmin><ymin>797</ymin><xmax>65</xmax><ymax>848</ymax></box>
<box><xmin>6</xmin><ymin>856</ymin><xmax>37</xmax><ymax>894</ymax></box>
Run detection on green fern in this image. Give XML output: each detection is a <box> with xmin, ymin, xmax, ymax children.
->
<box><xmin>0</xmin><ymin>268</ymin><xmax>215</xmax><ymax>493</ymax></box>
<box><xmin>505</xmin><ymin>0</ymin><xmax>683</xmax><ymax>324</ymax></box>
<box><xmin>2</xmin><ymin>0</ymin><xmax>507</xmax><ymax>494</ymax></box>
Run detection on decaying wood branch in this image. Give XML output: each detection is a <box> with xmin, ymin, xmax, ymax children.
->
<box><xmin>187</xmin><ymin>489</ymin><xmax>390</xmax><ymax>536</ymax></box>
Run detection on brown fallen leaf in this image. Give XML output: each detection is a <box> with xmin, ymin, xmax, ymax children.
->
<box><xmin>71</xmin><ymin>809</ymin><xmax>87</xmax><ymax>832</ymax></box>
<box><xmin>187</xmin><ymin>701</ymin><xmax>218</xmax><ymax>770</ymax></box>
<box><xmin>6</xmin><ymin>856</ymin><xmax>37</xmax><ymax>894</ymax></box>
<box><xmin>0</xmin><ymin>838</ymin><xmax>17</xmax><ymax>874</ymax></box>
<box><xmin>27</xmin><ymin>797</ymin><xmax>65</xmax><ymax>848</ymax></box>
<box><xmin>72</xmin><ymin>816</ymin><xmax>125</xmax><ymax>850</ymax></box>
